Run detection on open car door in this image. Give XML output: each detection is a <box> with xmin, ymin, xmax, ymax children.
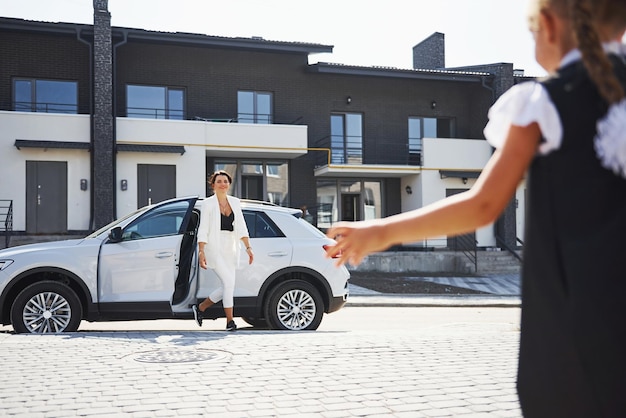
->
<box><xmin>98</xmin><ymin>198</ymin><xmax>198</xmax><ymax>316</ymax></box>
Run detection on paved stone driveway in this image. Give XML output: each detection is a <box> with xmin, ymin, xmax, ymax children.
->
<box><xmin>0</xmin><ymin>323</ymin><xmax>521</xmax><ymax>417</ymax></box>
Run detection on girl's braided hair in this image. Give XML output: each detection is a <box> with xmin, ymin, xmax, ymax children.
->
<box><xmin>567</xmin><ymin>0</ymin><xmax>626</xmax><ymax>104</ymax></box>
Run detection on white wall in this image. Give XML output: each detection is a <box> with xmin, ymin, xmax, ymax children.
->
<box><xmin>115</xmin><ymin>118</ymin><xmax>207</xmax><ymax>218</ymax></box>
<box><xmin>402</xmin><ymin>137</ymin><xmax>496</xmax><ymax>248</ymax></box>
<box><xmin>0</xmin><ymin>112</ymin><xmax>91</xmax><ymax>231</ymax></box>
<box><xmin>0</xmin><ymin>113</ymin><xmax>308</xmax><ymax>231</ymax></box>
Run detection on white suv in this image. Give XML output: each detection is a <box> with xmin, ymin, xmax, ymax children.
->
<box><xmin>0</xmin><ymin>197</ymin><xmax>349</xmax><ymax>333</ymax></box>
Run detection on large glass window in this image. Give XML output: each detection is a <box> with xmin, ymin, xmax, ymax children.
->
<box><xmin>408</xmin><ymin>117</ymin><xmax>456</xmax><ymax>165</ymax></box>
<box><xmin>330</xmin><ymin>113</ymin><xmax>362</xmax><ymax>164</ymax></box>
<box><xmin>265</xmin><ymin>162</ymin><xmax>289</xmax><ymax>206</ymax></box>
<box><xmin>316</xmin><ymin>179</ymin><xmax>381</xmax><ymax>229</ymax></box>
<box><xmin>316</xmin><ymin>180</ymin><xmax>338</xmax><ymax>230</ymax></box>
<box><xmin>127</xmin><ymin>85</ymin><xmax>184</xmax><ymax>119</ymax></box>
<box><xmin>13</xmin><ymin>79</ymin><xmax>78</xmax><ymax>114</ymax></box>
<box><xmin>363</xmin><ymin>181</ymin><xmax>382</xmax><ymax>220</ymax></box>
<box><xmin>238</xmin><ymin>91</ymin><xmax>272</xmax><ymax>124</ymax></box>
<box><xmin>213</xmin><ymin>160</ymin><xmax>289</xmax><ymax>206</ymax></box>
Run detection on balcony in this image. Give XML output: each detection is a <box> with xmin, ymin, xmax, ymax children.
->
<box><xmin>313</xmin><ymin>136</ymin><xmax>422</xmax><ymax>178</ymax></box>
<box><xmin>118</xmin><ymin>116</ymin><xmax>308</xmax><ymax>160</ymax></box>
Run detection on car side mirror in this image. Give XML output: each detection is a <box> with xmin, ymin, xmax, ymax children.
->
<box><xmin>108</xmin><ymin>227</ymin><xmax>123</xmax><ymax>243</ymax></box>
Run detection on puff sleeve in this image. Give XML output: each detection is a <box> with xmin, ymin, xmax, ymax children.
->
<box><xmin>483</xmin><ymin>81</ymin><xmax>562</xmax><ymax>155</ymax></box>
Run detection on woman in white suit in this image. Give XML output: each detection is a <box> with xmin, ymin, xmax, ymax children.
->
<box><xmin>192</xmin><ymin>170</ymin><xmax>254</xmax><ymax>331</ymax></box>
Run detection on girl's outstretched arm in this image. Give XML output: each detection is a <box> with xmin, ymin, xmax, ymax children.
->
<box><xmin>325</xmin><ymin>123</ymin><xmax>541</xmax><ymax>266</ymax></box>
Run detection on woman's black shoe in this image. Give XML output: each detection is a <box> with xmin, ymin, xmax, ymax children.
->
<box><xmin>192</xmin><ymin>304</ymin><xmax>203</xmax><ymax>327</ymax></box>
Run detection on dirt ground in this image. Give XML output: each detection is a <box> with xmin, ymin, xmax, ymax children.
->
<box><xmin>349</xmin><ymin>271</ymin><xmax>489</xmax><ymax>295</ymax></box>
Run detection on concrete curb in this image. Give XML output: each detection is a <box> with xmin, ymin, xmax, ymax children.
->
<box><xmin>346</xmin><ymin>294</ymin><xmax>521</xmax><ymax>308</ymax></box>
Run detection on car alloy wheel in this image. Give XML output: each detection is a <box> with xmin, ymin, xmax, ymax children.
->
<box><xmin>11</xmin><ymin>281</ymin><xmax>82</xmax><ymax>334</ymax></box>
<box><xmin>265</xmin><ymin>279</ymin><xmax>323</xmax><ymax>331</ymax></box>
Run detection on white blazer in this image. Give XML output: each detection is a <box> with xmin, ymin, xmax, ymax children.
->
<box><xmin>197</xmin><ymin>195</ymin><xmax>250</xmax><ymax>269</ymax></box>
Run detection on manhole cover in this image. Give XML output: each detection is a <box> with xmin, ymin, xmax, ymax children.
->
<box><xmin>130</xmin><ymin>349</ymin><xmax>230</xmax><ymax>364</ymax></box>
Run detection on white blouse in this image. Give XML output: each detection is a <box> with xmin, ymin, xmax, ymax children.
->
<box><xmin>483</xmin><ymin>42</ymin><xmax>626</xmax><ymax>179</ymax></box>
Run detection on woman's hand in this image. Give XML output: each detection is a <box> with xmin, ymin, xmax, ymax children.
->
<box><xmin>199</xmin><ymin>251</ymin><xmax>207</xmax><ymax>270</ymax></box>
<box><xmin>246</xmin><ymin>247</ymin><xmax>254</xmax><ymax>264</ymax></box>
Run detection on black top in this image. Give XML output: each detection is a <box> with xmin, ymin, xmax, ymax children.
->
<box><xmin>220</xmin><ymin>212</ymin><xmax>234</xmax><ymax>231</ymax></box>
<box><xmin>517</xmin><ymin>55</ymin><xmax>626</xmax><ymax>417</ymax></box>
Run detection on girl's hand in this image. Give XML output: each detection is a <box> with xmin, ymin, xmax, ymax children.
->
<box><xmin>326</xmin><ymin>221</ymin><xmax>390</xmax><ymax>267</ymax></box>
<box><xmin>246</xmin><ymin>247</ymin><xmax>254</xmax><ymax>264</ymax></box>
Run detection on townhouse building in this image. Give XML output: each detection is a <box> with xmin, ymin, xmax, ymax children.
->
<box><xmin>0</xmin><ymin>1</ymin><xmax>530</xmax><ymax>252</ymax></box>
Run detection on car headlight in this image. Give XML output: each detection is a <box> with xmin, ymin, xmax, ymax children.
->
<box><xmin>0</xmin><ymin>260</ymin><xmax>13</xmax><ymax>271</ymax></box>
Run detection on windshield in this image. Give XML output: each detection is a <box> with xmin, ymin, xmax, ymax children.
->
<box><xmin>85</xmin><ymin>208</ymin><xmax>145</xmax><ymax>238</ymax></box>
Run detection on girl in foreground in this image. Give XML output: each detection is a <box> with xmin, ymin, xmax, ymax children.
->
<box><xmin>327</xmin><ymin>0</ymin><xmax>626</xmax><ymax>416</ymax></box>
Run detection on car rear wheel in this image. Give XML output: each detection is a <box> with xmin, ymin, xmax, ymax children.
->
<box><xmin>11</xmin><ymin>281</ymin><xmax>83</xmax><ymax>334</ymax></box>
<box><xmin>264</xmin><ymin>280</ymin><xmax>323</xmax><ymax>330</ymax></box>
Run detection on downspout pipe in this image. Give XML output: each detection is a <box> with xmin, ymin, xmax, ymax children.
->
<box><xmin>111</xmin><ymin>29</ymin><xmax>128</xmax><ymax>219</ymax></box>
<box><xmin>76</xmin><ymin>28</ymin><xmax>95</xmax><ymax>231</ymax></box>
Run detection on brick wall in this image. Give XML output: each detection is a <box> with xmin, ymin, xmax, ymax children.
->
<box><xmin>0</xmin><ymin>32</ymin><xmax>90</xmax><ymax>112</ymax></box>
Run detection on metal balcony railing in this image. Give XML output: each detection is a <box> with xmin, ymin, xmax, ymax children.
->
<box><xmin>2</xmin><ymin>101</ymin><xmax>88</xmax><ymax>114</ymax></box>
<box><xmin>314</xmin><ymin>136</ymin><xmax>422</xmax><ymax>167</ymax></box>
<box><xmin>0</xmin><ymin>200</ymin><xmax>13</xmax><ymax>248</ymax></box>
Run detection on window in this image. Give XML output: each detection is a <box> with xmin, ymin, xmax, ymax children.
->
<box><xmin>243</xmin><ymin>211</ymin><xmax>284</xmax><ymax>238</ymax></box>
<box><xmin>123</xmin><ymin>201</ymin><xmax>191</xmax><ymax>240</ymax></box>
<box><xmin>408</xmin><ymin>118</ymin><xmax>423</xmax><ymax>165</ymax></box>
<box><xmin>316</xmin><ymin>179</ymin><xmax>382</xmax><ymax>229</ymax></box>
<box><xmin>331</xmin><ymin>113</ymin><xmax>363</xmax><ymax>164</ymax></box>
<box><xmin>13</xmin><ymin>79</ymin><xmax>78</xmax><ymax>114</ymax></box>
<box><xmin>238</xmin><ymin>91</ymin><xmax>272</xmax><ymax>124</ymax></box>
<box><xmin>265</xmin><ymin>162</ymin><xmax>288</xmax><ymax>205</ymax></box>
<box><xmin>408</xmin><ymin>117</ymin><xmax>456</xmax><ymax>165</ymax></box>
<box><xmin>214</xmin><ymin>160</ymin><xmax>289</xmax><ymax>206</ymax></box>
<box><xmin>127</xmin><ymin>85</ymin><xmax>184</xmax><ymax>119</ymax></box>
<box><xmin>363</xmin><ymin>182</ymin><xmax>382</xmax><ymax>220</ymax></box>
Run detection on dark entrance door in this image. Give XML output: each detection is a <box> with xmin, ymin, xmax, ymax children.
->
<box><xmin>341</xmin><ymin>193</ymin><xmax>361</xmax><ymax>221</ymax></box>
<box><xmin>446</xmin><ymin>188</ymin><xmax>476</xmax><ymax>250</ymax></box>
<box><xmin>26</xmin><ymin>161</ymin><xmax>68</xmax><ymax>234</ymax></box>
<box><xmin>241</xmin><ymin>175</ymin><xmax>263</xmax><ymax>201</ymax></box>
<box><xmin>137</xmin><ymin>164</ymin><xmax>176</xmax><ymax>208</ymax></box>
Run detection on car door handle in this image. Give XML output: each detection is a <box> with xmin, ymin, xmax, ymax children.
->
<box><xmin>155</xmin><ymin>252</ymin><xmax>173</xmax><ymax>258</ymax></box>
<box><xmin>268</xmin><ymin>251</ymin><xmax>288</xmax><ymax>257</ymax></box>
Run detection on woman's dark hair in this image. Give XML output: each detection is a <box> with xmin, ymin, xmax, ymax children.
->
<box><xmin>208</xmin><ymin>170</ymin><xmax>232</xmax><ymax>186</ymax></box>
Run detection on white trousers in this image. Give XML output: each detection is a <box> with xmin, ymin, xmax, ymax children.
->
<box><xmin>208</xmin><ymin>230</ymin><xmax>238</xmax><ymax>308</ymax></box>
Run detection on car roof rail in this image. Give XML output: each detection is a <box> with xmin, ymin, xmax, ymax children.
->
<box><xmin>241</xmin><ymin>199</ymin><xmax>278</xmax><ymax>206</ymax></box>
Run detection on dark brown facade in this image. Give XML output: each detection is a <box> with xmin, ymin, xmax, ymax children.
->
<box><xmin>0</xmin><ymin>9</ymin><xmax>525</xmax><ymax>247</ymax></box>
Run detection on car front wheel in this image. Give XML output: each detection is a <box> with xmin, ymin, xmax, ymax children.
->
<box><xmin>11</xmin><ymin>281</ymin><xmax>83</xmax><ymax>334</ymax></box>
<box><xmin>264</xmin><ymin>280</ymin><xmax>323</xmax><ymax>331</ymax></box>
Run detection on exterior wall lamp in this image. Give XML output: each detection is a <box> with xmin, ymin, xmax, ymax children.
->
<box><xmin>405</xmin><ymin>185</ymin><xmax>412</xmax><ymax>195</ymax></box>
<box><xmin>431</xmin><ymin>100</ymin><xmax>437</xmax><ymax>109</ymax></box>
<box><xmin>346</xmin><ymin>96</ymin><xmax>352</xmax><ymax>105</ymax></box>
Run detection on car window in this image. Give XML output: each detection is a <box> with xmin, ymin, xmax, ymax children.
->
<box><xmin>243</xmin><ymin>210</ymin><xmax>284</xmax><ymax>238</ymax></box>
<box><xmin>123</xmin><ymin>201</ymin><xmax>191</xmax><ymax>240</ymax></box>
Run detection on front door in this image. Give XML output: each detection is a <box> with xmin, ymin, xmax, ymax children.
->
<box><xmin>137</xmin><ymin>164</ymin><xmax>176</xmax><ymax>207</ymax></box>
<box><xmin>341</xmin><ymin>193</ymin><xmax>361</xmax><ymax>221</ymax></box>
<box><xmin>26</xmin><ymin>161</ymin><xmax>67</xmax><ymax>234</ymax></box>
<box><xmin>242</xmin><ymin>174</ymin><xmax>263</xmax><ymax>200</ymax></box>
<box><xmin>446</xmin><ymin>188</ymin><xmax>476</xmax><ymax>250</ymax></box>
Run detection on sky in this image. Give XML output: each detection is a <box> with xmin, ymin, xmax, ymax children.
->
<box><xmin>1</xmin><ymin>0</ymin><xmax>548</xmax><ymax>77</ymax></box>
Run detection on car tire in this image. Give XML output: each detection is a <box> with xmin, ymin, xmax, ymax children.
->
<box><xmin>11</xmin><ymin>281</ymin><xmax>83</xmax><ymax>334</ymax></box>
<box><xmin>264</xmin><ymin>279</ymin><xmax>323</xmax><ymax>331</ymax></box>
<box><xmin>241</xmin><ymin>316</ymin><xmax>269</xmax><ymax>329</ymax></box>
